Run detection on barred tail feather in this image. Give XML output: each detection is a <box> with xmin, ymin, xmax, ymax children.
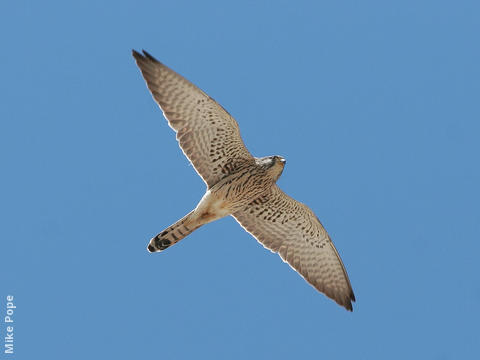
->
<box><xmin>147</xmin><ymin>210</ymin><xmax>200</xmax><ymax>252</ymax></box>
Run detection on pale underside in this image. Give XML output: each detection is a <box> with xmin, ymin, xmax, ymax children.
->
<box><xmin>133</xmin><ymin>50</ymin><xmax>355</xmax><ymax>311</ymax></box>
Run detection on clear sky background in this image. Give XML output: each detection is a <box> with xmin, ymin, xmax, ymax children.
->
<box><xmin>1</xmin><ymin>1</ymin><xmax>479</xmax><ymax>359</ymax></box>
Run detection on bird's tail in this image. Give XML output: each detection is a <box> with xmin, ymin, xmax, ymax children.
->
<box><xmin>147</xmin><ymin>210</ymin><xmax>200</xmax><ymax>252</ymax></box>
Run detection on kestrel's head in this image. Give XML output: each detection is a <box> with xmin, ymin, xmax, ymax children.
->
<box><xmin>257</xmin><ymin>155</ymin><xmax>286</xmax><ymax>181</ymax></box>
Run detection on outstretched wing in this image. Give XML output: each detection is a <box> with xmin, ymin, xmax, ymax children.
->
<box><xmin>232</xmin><ymin>185</ymin><xmax>355</xmax><ymax>311</ymax></box>
<box><xmin>133</xmin><ymin>50</ymin><xmax>254</xmax><ymax>187</ymax></box>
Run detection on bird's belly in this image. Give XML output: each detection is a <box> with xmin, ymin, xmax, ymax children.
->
<box><xmin>194</xmin><ymin>190</ymin><xmax>231</xmax><ymax>223</ymax></box>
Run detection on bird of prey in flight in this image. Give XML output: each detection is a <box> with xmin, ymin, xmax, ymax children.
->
<box><xmin>133</xmin><ymin>50</ymin><xmax>355</xmax><ymax>311</ymax></box>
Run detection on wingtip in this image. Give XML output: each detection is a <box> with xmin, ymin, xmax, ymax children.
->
<box><xmin>132</xmin><ymin>49</ymin><xmax>162</xmax><ymax>64</ymax></box>
<box><xmin>132</xmin><ymin>49</ymin><xmax>142</xmax><ymax>60</ymax></box>
<box><xmin>339</xmin><ymin>297</ymin><xmax>351</xmax><ymax>311</ymax></box>
<box><xmin>142</xmin><ymin>49</ymin><xmax>160</xmax><ymax>63</ymax></box>
<box><xmin>345</xmin><ymin>291</ymin><xmax>356</xmax><ymax>311</ymax></box>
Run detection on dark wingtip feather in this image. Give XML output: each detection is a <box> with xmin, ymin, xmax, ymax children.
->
<box><xmin>142</xmin><ymin>49</ymin><xmax>160</xmax><ymax>63</ymax></box>
<box><xmin>345</xmin><ymin>290</ymin><xmax>356</xmax><ymax>311</ymax></box>
<box><xmin>132</xmin><ymin>49</ymin><xmax>143</xmax><ymax>60</ymax></box>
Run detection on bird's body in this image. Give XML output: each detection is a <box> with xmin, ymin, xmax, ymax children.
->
<box><xmin>149</xmin><ymin>155</ymin><xmax>286</xmax><ymax>252</ymax></box>
<box><xmin>133</xmin><ymin>50</ymin><xmax>356</xmax><ymax>311</ymax></box>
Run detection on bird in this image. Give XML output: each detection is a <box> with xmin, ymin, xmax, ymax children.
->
<box><xmin>132</xmin><ymin>49</ymin><xmax>356</xmax><ymax>311</ymax></box>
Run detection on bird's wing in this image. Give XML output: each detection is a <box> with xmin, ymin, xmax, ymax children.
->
<box><xmin>232</xmin><ymin>185</ymin><xmax>355</xmax><ymax>311</ymax></box>
<box><xmin>133</xmin><ymin>50</ymin><xmax>254</xmax><ymax>187</ymax></box>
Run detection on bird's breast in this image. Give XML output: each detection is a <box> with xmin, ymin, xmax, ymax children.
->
<box><xmin>209</xmin><ymin>167</ymin><xmax>274</xmax><ymax>209</ymax></box>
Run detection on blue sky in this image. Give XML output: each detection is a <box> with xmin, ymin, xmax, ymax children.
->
<box><xmin>1</xmin><ymin>0</ymin><xmax>479</xmax><ymax>359</ymax></box>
